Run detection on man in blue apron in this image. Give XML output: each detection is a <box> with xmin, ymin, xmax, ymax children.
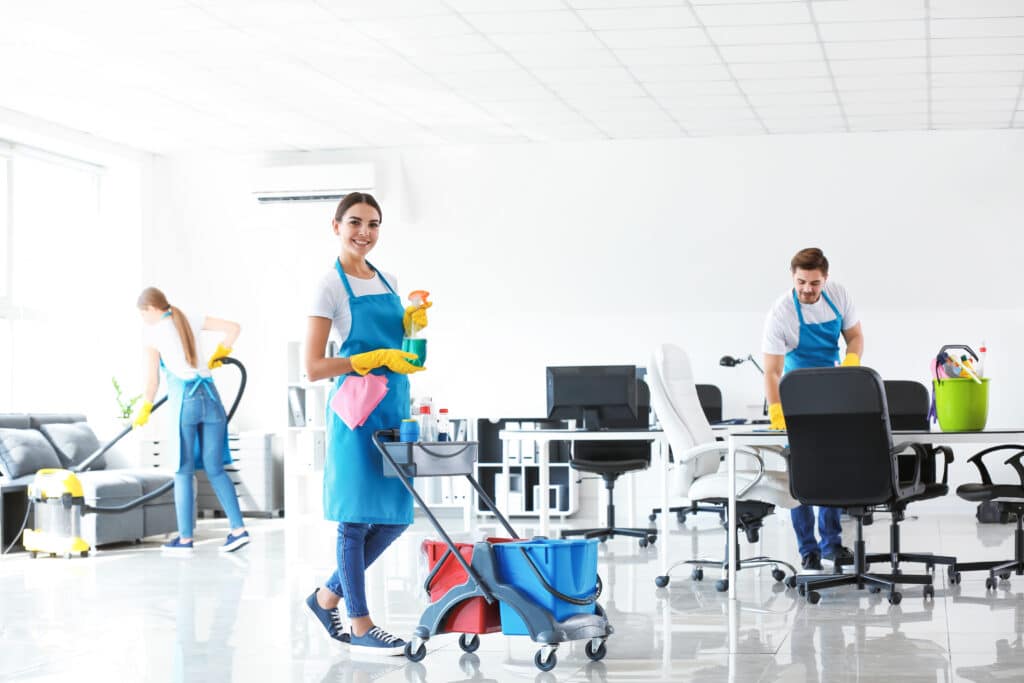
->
<box><xmin>762</xmin><ymin>248</ymin><xmax>865</xmax><ymax>571</ymax></box>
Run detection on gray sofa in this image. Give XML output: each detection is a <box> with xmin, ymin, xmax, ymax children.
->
<box><xmin>0</xmin><ymin>413</ymin><xmax>177</xmax><ymax>550</ymax></box>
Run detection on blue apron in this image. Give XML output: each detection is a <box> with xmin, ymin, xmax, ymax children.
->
<box><xmin>162</xmin><ymin>361</ymin><xmax>232</xmax><ymax>471</ymax></box>
<box><xmin>324</xmin><ymin>259</ymin><xmax>412</xmax><ymax>524</ymax></box>
<box><xmin>783</xmin><ymin>289</ymin><xmax>843</xmax><ymax>373</ymax></box>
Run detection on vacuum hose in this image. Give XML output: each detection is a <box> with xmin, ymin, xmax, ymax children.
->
<box><xmin>81</xmin><ymin>357</ymin><xmax>247</xmax><ymax>515</ymax></box>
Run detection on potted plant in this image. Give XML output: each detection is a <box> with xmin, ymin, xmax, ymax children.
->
<box><xmin>112</xmin><ymin>377</ymin><xmax>142</xmax><ymax>428</ymax></box>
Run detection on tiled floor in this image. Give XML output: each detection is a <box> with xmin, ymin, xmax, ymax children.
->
<box><xmin>2</xmin><ymin>511</ymin><xmax>1023</xmax><ymax>682</ymax></box>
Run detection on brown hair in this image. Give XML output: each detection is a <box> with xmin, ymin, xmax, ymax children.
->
<box><xmin>334</xmin><ymin>192</ymin><xmax>382</xmax><ymax>223</ymax></box>
<box><xmin>137</xmin><ymin>287</ymin><xmax>198</xmax><ymax>369</ymax></box>
<box><xmin>790</xmin><ymin>248</ymin><xmax>829</xmax><ymax>275</ymax></box>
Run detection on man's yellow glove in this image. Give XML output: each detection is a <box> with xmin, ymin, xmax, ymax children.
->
<box><xmin>133</xmin><ymin>401</ymin><xmax>153</xmax><ymax>429</ymax></box>
<box><xmin>403</xmin><ymin>302</ymin><xmax>432</xmax><ymax>337</ymax></box>
<box><xmin>350</xmin><ymin>349</ymin><xmax>423</xmax><ymax>376</ymax></box>
<box><xmin>768</xmin><ymin>402</ymin><xmax>786</xmax><ymax>431</ymax></box>
<box><xmin>840</xmin><ymin>352</ymin><xmax>860</xmax><ymax>367</ymax></box>
<box><xmin>208</xmin><ymin>343</ymin><xmax>232</xmax><ymax>369</ymax></box>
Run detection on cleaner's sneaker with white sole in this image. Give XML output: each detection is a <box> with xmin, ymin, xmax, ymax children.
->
<box><xmin>162</xmin><ymin>537</ymin><xmax>194</xmax><ymax>554</ymax></box>
<box><xmin>219</xmin><ymin>530</ymin><xmax>250</xmax><ymax>553</ymax></box>
<box><xmin>305</xmin><ymin>589</ymin><xmax>350</xmax><ymax>644</ymax></box>
<box><xmin>348</xmin><ymin>626</ymin><xmax>406</xmax><ymax>656</ymax></box>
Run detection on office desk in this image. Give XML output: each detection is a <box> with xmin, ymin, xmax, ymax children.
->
<box><xmin>498</xmin><ymin>429</ymin><xmax>673</xmax><ymax>574</ymax></box>
<box><xmin>725</xmin><ymin>428</ymin><xmax>1024</xmax><ymax>601</ymax></box>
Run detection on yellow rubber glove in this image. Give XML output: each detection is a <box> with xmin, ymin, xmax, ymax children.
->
<box><xmin>208</xmin><ymin>343</ymin><xmax>232</xmax><ymax>369</ymax></box>
<box><xmin>840</xmin><ymin>352</ymin><xmax>860</xmax><ymax>367</ymax></box>
<box><xmin>403</xmin><ymin>301</ymin><xmax>432</xmax><ymax>337</ymax></box>
<box><xmin>132</xmin><ymin>401</ymin><xmax>153</xmax><ymax>429</ymax></box>
<box><xmin>350</xmin><ymin>349</ymin><xmax>423</xmax><ymax>376</ymax></box>
<box><xmin>768</xmin><ymin>402</ymin><xmax>786</xmax><ymax>431</ymax></box>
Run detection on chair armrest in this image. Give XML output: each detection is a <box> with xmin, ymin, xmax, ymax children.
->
<box><xmin>936</xmin><ymin>445</ymin><xmax>954</xmax><ymax>486</ymax></box>
<box><xmin>965</xmin><ymin>445</ymin><xmax>1024</xmax><ymax>486</ymax></box>
<box><xmin>1005</xmin><ymin>452</ymin><xmax>1024</xmax><ymax>487</ymax></box>
<box><xmin>890</xmin><ymin>442</ymin><xmax>926</xmax><ymax>499</ymax></box>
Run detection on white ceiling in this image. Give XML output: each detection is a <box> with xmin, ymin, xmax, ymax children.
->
<box><xmin>2</xmin><ymin>0</ymin><xmax>1023</xmax><ymax>153</ymax></box>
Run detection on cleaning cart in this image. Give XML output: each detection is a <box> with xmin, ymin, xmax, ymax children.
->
<box><xmin>372</xmin><ymin>430</ymin><xmax>612</xmax><ymax>672</ymax></box>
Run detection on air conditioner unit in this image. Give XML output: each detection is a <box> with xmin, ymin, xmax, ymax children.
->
<box><xmin>251</xmin><ymin>163</ymin><xmax>375</xmax><ymax>204</ymax></box>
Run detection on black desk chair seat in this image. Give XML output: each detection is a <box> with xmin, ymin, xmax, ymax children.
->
<box><xmin>781</xmin><ymin>367</ymin><xmax>936</xmax><ymax>605</ymax></box>
<box><xmin>953</xmin><ymin>446</ymin><xmax>1024</xmax><ymax>588</ymax></box>
<box><xmin>561</xmin><ymin>440</ymin><xmax>657</xmax><ymax>548</ymax></box>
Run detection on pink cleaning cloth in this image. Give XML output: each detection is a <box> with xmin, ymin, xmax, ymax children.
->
<box><xmin>331</xmin><ymin>373</ymin><xmax>389</xmax><ymax>430</ymax></box>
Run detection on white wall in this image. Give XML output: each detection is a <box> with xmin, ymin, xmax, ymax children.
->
<box><xmin>148</xmin><ymin>129</ymin><xmax>1024</xmax><ymax>514</ymax></box>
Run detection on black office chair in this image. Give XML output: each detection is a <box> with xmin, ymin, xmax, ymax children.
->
<box><xmin>648</xmin><ymin>384</ymin><xmax>727</xmax><ymax>527</ymax></box>
<box><xmin>561</xmin><ymin>381</ymin><xmax>657</xmax><ymax>548</ymax></box>
<box><xmin>954</xmin><ymin>445</ymin><xmax>1024</xmax><ymax>589</ymax></box>
<box><xmin>781</xmin><ymin>367</ymin><xmax>935</xmax><ymax>604</ymax></box>
<box><xmin>858</xmin><ymin>381</ymin><xmax>959</xmax><ymax>581</ymax></box>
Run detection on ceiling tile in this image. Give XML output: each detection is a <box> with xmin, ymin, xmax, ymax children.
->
<box><xmin>840</xmin><ymin>89</ymin><xmax>929</xmax><ymax>104</ymax></box>
<box><xmin>597</xmin><ymin>28</ymin><xmax>709</xmax><ymax>49</ymax></box>
<box><xmin>388</xmin><ymin>33</ymin><xmax>498</xmax><ymax>56</ymax></box>
<box><xmin>436</xmin><ymin>69</ymin><xmax>539</xmax><ymax>89</ymax></box>
<box><xmin>566</xmin><ymin>0</ymin><xmax>686</xmax><ymax>7</ymax></box>
<box><xmin>492</xmin><ymin>31</ymin><xmax>604</xmax><ymax>51</ymax></box>
<box><xmin>931</xmin><ymin>111</ymin><xmax>1011</xmax><ymax>123</ymax></box>
<box><xmin>829</xmin><ymin>57</ymin><xmax>927</xmax><ymax>76</ymax></box>
<box><xmin>706</xmin><ymin>24</ymin><xmax>819</xmax><ymax>45</ymax></box>
<box><xmin>845</xmin><ymin>102</ymin><xmax>929</xmax><ymax>116</ymax></box>
<box><xmin>554</xmin><ymin>81</ymin><xmax>648</xmax><ymax>98</ymax></box>
<box><xmin>448</xmin><ymin>0</ymin><xmax>564</xmax><ymax>12</ymax></box>
<box><xmin>674</xmin><ymin>107</ymin><xmax>761</xmax><ymax>123</ymax></box>
<box><xmin>613</xmin><ymin>46</ymin><xmax>722</xmax><ymax>65</ymax></box>
<box><xmin>817</xmin><ymin>20</ymin><xmax>926</xmax><ymax>42</ymax></box>
<box><xmin>931</xmin><ymin>71</ymin><xmax>1024</xmax><ymax>87</ymax></box>
<box><xmin>515</xmin><ymin>122</ymin><xmax>606</xmax><ymax>141</ymax></box>
<box><xmin>756</xmin><ymin>103</ymin><xmax>842</xmax><ymax>117</ymax></box>
<box><xmin>729</xmin><ymin>61</ymin><xmax>829</xmax><ymax>79</ymax></box>
<box><xmin>738</xmin><ymin>77</ymin><xmax>833</xmax><ymax>94</ymax></box>
<box><xmin>462</xmin><ymin>11</ymin><xmax>588</xmax><ymax>34</ymax></box>
<box><xmin>643</xmin><ymin>80</ymin><xmax>740</xmax><ymax>97</ymax></box>
<box><xmin>694</xmin><ymin>3</ymin><xmax>810</xmax><ymax>26</ymax></box>
<box><xmin>930</xmin><ymin>55</ymin><xmax>1024</xmax><ymax>71</ymax></box>
<box><xmin>930</xmin><ymin>0</ymin><xmax>1024</xmax><ymax>19</ymax></box>
<box><xmin>810</xmin><ymin>0</ymin><xmax>926</xmax><ymax>23</ymax></box>
<box><xmin>718</xmin><ymin>43</ymin><xmax>824</xmax><ymax>62</ymax></box>
<box><xmin>931</xmin><ymin>17</ymin><xmax>1024</xmax><ymax>38</ymax></box>
<box><xmin>576</xmin><ymin>7</ymin><xmax>696</xmax><ymax>30</ymax></box>
<box><xmin>414</xmin><ymin>52</ymin><xmax>522</xmax><ymax>72</ymax></box>
<box><xmin>824</xmin><ymin>39</ymin><xmax>927</xmax><ymax>60</ymax></box>
<box><xmin>746</xmin><ymin>91</ymin><xmax>839</xmax><ymax>107</ymax></box>
<box><xmin>628</xmin><ymin>63</ymin><xmax>733</xmax><ymax>81</ymax></box>
<box><xmin>848</xmin><ymin>116</ymin><xmax>928</xmax><ymax>131</ymax></box>
<box><xmin>571</xmin><ymin>96</ymin><xmax>663</xmax><ymax>113</ymax></box>
<box><xmin>316</xmin><ymin>0</ymin><xmax>451</xmax><ymax>21</ymax></box>
<box><xmin>203</xmin><ymin>0</ymin><xmax>339</xmax><ymax>27</ymax></box>
<box><xmin>932</xmin><ymin>86</ymin><xmax>1021</xmax><ymax>99</ymax></box>
<box><xmin>658</xmin><ymin>93</ymin><xmax>751</xmax><ymax>109</ymax></box>
<box><xmin>835</xmin><ymin>74</ymin><xmax>929</xmax><ymax>91</ymax></box>
<box><xmin>510</xmin><ymin>48</ymin><xmax>620</xmax><ymax>68</ymax></box>
<box><xmin>530</xmin><ymin>66</ymin><xmax>637</xmax><ymax>85</ymax></box>
<box><xmin>764</xmin><ymin>119</ymin><xmax>847</xmax><ymax>133</ymax></box>
<box><xmin>931</xmin><ymin>37</ymin><xmax>1024</xmax><ymax>56</ymax></box>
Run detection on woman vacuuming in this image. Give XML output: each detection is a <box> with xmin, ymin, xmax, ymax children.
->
<box><xmin>303</xmin><ymin>192</ymin><xmax>429</xmax><ymax>656</ymax></box>
<box><xmin>133</xmin><ymin>286</ymin><xmax>250</xmax><ymax>554</ymax></box>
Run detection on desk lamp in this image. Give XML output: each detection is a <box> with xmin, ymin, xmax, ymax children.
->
<box><xmin>720</xmin><ymin>354</ymin><xmax>768</xmax><ymax>417</ymax></box>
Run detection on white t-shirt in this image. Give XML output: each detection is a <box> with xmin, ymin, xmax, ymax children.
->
<box><xmin>142</xmin><ymin>313</ymin><xmax>211</xmax><ymax>380</ymax></box>
<box><xmin>310</xmin><ymin>267</ymin><xmax>399</xmax><ymax>345</ymax></box>
<box><xmin>761</xmin><ymin>280</ymin><xmax>858</xmax><ymax>356</ymax></box>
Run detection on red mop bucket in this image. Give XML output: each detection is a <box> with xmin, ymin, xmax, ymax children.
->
<box><xmin>422</xmin><ymin>538</ymin><xmax>512</xmax><ymax>634</ymax></box>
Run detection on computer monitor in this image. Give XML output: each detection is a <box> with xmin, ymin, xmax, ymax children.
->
<box><xmin>546</xmin><ymin>365</ymin><xmax>640</xmax><ymax>430</ymax></box>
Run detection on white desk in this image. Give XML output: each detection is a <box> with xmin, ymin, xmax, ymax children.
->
<box><xmin>725</xmin><ymin>428</ymin><xmax>1024</xmax><ymax>601</ymax></box>
<box><xmin>498</xmin><ymin>429</ymin><xmax>672</xmax><ymax>575</ymax></box>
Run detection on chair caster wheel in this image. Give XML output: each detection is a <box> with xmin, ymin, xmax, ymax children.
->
<box><xmin>655</xmin><ymin>575</ymin><xmax>670</xmax><ymax>588</ymax></box>
<box><xmin>638</xmin><ymin>539</ymin><xmax>648</xmax><ymax>548</ymax></box>
<box><xmin>868</xmin><ymin>586</ymin><xmax>881</xmax><ymax>594</ymax></box>
<box><xmin>771</xmin><ymin>568</ymin><xmax>785</xmax><ymax>583</ymax></box>
<box><xmin>999</xmin><ymin>573</ymin><xmax>1011</xmax><ymax>581</ymax></box>
<box><xmin>948</xmin><ymin>567</ymin><xmax>962</xmax><ymax>585</ymax></box>
<box><xmin>806</xmin><ymin>590</ymin><xmax>821</xmax><ymax>605</ymax></box>
<box><xmin>691</xmin><ymin>568</ymin><xmax>704</xmax><ymax>581</ymax></box>
<box><xmin>888</xmin><ymin>592</ymin><xmax>902</xmax><ymax>605</ymax></box>
<box><xmin>715</xmin><ymin>579</ymin><xmax>728</xmax><ymax>592</ymax></box>
<box><xmin>797</xmin><ymin>583</ymin><xmax>807</xmax><ymax>596</ymax></box>
<box><xmin>677</xmin><ymin>512</ymin><xmax>687</xmax><ymax>524</ymax></box>
<box><xmin>923</xmin><ymin>585</ymin><xmax>935</xmax><ymax>599</ymax></box>
<box><xmin>785</xmin><ymin>575</ymin><xmax>797</xmax><ymax>589</ymax></box>
<box><xmin>646</xmin><ymin>534</ymin><xmax>657</xmax><ymax>545</ymax></box>
<box><xmin>986</xmin><ymin>577</ymin><xmax>997</xmax><ymax>590</ymax></box>
<box><xmin>648</xmin><ymin>513</ymin><xmax>657</xmax><ymax>522</ymax></box>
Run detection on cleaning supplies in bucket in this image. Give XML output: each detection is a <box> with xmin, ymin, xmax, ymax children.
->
<box><xmin>931</xmin><ymin>344</ymin><xmax>989</xmax><ymax>432</ymax></box>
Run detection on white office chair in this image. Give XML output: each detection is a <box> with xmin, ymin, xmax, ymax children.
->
<box><xmin>649</xmin><ymin>343</ymin><xmax>797</xmax><ymax>591</ymax></box>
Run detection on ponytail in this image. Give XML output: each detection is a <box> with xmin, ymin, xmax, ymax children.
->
<box><xmin>137</xmin><ymin>286</ymin><xmax>198</xmax><ymax>369</ymax></box>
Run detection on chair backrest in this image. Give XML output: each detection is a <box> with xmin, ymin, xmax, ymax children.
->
<box><xmin>780</xmin><ymin>367</ymin><xmax>896</xmax><ymax>507</ymax></box>
<box><xmin>571</xmin><ymin>380</ymin><xmax>652</xmax><ymax>469</ymax></box>
<box><xmin>883</xmin><ymin>380</ymin><xmax>929</xmax><ymax>430</ymax></box>
<box><xmin>695</xmin><ymin>384</ymin><xmax>723</xmax><ymax>423</ymax></box>
<box><xmin>648</xmin><ymin>344</ymin><xmax>721</xmax><ymax>493</ymax></box>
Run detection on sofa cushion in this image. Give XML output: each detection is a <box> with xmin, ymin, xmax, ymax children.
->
<box><xmin>0</xmin><ymin>415</ymin><xmax>31</xmax><ymax>429</ymax></box>
<box><xmin>0</xmin><ymin>429</ymin><xmax>63</xmax><ymax>479</ymax></box>
<box><xmin>28</xmin><ymin>414</ymin><xmax>88</xmax><ymax>428</ymax></box>
<box><xmin>39</xmin><ymin>422</ymin><xmax>105</xmax><ymax>471</ymax></box>
<box><xmin>75</xmin><ymin>471</ymin><xmax>143</xmax><ymax>503</ymax></box>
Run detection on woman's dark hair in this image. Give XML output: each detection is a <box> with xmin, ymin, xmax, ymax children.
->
<box><xmin>334</xmin><ymin>192</ymin><xmax>382</xmax><ymax>223</ymax></box>
<box><xmin>790</xmin><ymin>247</ymin><xmax>829</xmax><ymax>275</ymax></box>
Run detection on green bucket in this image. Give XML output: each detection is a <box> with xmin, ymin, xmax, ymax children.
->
<box><xmin>933</xmin><ymin>377</ymin><xmax>989</xmax><ymax>432</ymax></box>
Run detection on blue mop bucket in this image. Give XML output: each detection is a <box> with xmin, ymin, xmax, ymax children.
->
<box><xmin>492</xmin><ymin>538</ymin><xmax>599</xmax><ymax>635</ymax></box>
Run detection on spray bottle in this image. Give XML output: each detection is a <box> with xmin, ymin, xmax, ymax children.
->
<box><xmin>402</xmin><ymin>290</ymin><xmax>430</xmax><ymax>368</ymax></box>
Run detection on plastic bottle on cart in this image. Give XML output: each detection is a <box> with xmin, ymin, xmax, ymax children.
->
<box><xmin>400</xmin><ymin>418</ymin><xmax>420</xmax><ymax>443</ymax></box>
<box><xmin>436</xmin><ymin>408</ymin><xmax>451</xmax><ymax>441</ymax></box>
<box><xmin>978</xmin><ymin>340</ymin><xmax>987</xmax><ymax>377</ymax></box>
<box><xmin>418</xmin><ymin>405</ymin><xmax>437</xmax><ymax>442</ymax></box>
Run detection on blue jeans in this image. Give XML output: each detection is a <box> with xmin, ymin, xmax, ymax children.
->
<box><xmin>325</xmin><ymin>522</ymin><xmax>407</xmax><ymax>619</ymax></box>
<box><xmin>174</xmin><ymin>386</ymin><xmax>244</xmax><ymax>537</ymax></box>
<box><xmin>791</xmin><ymin>505</ymin><xmax>842</xmax><ymax>557</ymax></box>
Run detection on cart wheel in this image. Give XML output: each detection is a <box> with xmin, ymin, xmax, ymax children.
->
<box><xmin>534</xmin><ymin>648</ymin><xmax>557</xmax><ymax>672</ymax></box>
<box><xmin>404</xmin><ymin>640</ymin><xmax>427</xmax><ymax>662</ymax></box>
<box><xmin>585</xmin><ymin>639</ymin><xmax>607</xmax><ymax>662</ymax></box>
<box><xmin>458</xmin><ymin>633</ymin><xmax>480</xmax><ymax>653</ymax></box>
<box><xmin>771</xmin><ymin>568</ymin><xmax>786</xmax><ymax>583</ymax></box>
<box><xmin>654</xmin><ymin>575</ymin><xmax>669</xmax><ymax>588</ymax></box>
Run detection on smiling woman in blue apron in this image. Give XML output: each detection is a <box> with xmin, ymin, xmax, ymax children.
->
<box><xmin>303</xmin><ymin>193</ymin><xmax>427</xmax><ymax>657</ymax></box>
<box><xmin>134</xmin><ymin>287</ymin><xmax>249</xmax><ymax>554</ymax></box>
<box><xmin>762</xmin><ymin>248</ymin><xmax>864</xmax><ymax>572</ymax></box>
